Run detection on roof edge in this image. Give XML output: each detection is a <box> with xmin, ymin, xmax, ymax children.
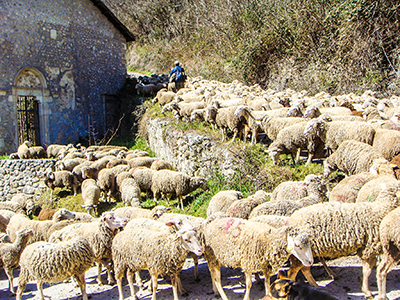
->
<box><xmin>90</xmin><ymin>0</ymin><xmax>135</xmax><ymax>42</ymax></box>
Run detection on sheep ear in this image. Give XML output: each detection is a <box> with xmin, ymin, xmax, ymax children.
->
<box><xmin>165</xmin><ymin>221</ymin><xmax>175</xmax><ymax>227</ymax></box>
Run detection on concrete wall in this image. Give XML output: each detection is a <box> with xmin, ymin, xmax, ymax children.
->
<box><xmin>0</xmin><ymin>0</ymin><xmax>128</xmax><ymax>154</ymax></box>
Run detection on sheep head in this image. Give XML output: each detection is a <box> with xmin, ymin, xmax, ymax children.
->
<box><xmin>285</xmin><ymin>227</ymin><xmax>314</xmax><ymax>267</ymax></box>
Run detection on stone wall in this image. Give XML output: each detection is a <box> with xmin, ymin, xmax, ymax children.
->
<box><xmin>0</xmin><ymin>0</ymin><xmax>128</xmax><ymax>154</ymax></box>
<box><xmin>144</xmin><ymin>118</ymin><xmax>239</xmax><ymax>178</ymax></box>
<box><xmin>0</xmin><ymin>159</ymin><xmax>56</xmax><ymax>202</ymax></box>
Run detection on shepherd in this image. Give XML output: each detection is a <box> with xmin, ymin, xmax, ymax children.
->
<box><xmin>169</xmin><ymin>60</ymin><xmax>186</xmax><ymax>92</ymax></box>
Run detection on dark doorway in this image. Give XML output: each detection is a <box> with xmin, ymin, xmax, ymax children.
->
<box><xmin>17</xmin><ymin>95</ymin><xmax>41</xmax><ymax>146</ymax></box>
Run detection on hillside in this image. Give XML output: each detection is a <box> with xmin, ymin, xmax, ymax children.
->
<box><xmin>104</xmin><ymin>0</ymin><xmax>400</xmax><ymax>95</ymax></box>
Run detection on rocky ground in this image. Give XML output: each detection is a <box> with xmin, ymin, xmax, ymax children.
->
<box><xmin>2</xmin><ymin>255</ymin><xmax>400</xmax><ymax>299</ymax></box>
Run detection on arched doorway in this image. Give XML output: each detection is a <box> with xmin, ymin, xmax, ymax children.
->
<box><xmin>12</xmin><ymin>68</ymin><xmax>50</xmax><ymax>147</ymax></box>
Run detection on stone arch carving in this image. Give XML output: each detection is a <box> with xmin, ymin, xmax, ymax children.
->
<box><xmin>15</xmin><ymin>68</ymin><xmax>47</xmax><ymax>90</ymax></box>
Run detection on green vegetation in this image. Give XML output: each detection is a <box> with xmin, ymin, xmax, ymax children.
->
<box><xmin>0</xmin><ymin>155</ymin><xmax>9</xmax><ymax>159</ymax></box>
<box><xmin>113</xmin><ymin>0</ymin><xmax>400</xmax><ymax>95</ymax></box>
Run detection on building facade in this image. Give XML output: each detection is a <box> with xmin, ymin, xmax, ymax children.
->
<box><xmin>0</xmin><ymin>0</ymin><xmax>134</xmax><ymax>154</ymax></box>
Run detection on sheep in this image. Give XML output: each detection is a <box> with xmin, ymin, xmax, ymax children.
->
<box><xmin>390</xmin><ymin>153</ymin><xmax>400</xmax><ymax>179</ymax></box>
<box><xmin>128</xmin><ymin>156</ymin><xmax>158</xmax><ymax>168</ymax></box>
<box><xmin>46</xmin><ymin>144</ymin><xmax>70</xmax><ymax>158</ymax></box>
<box><xmin>372</xmin><ymin>128</ymin><xmax>400</xmax><ymax>161</ymax></box>
<box><xmin>286</xmin><ymin>184</ymin><xmax>400</xmax><ymax>298</ymax></box>
<box><xmin>355</xmin><ymin>176</ymin><xmax>400</xmax><ymax>203</ymax></box>
<box><xmin>303</xmin><ymin>105</ymin><xmax>353</xmax><ymax>118</ymax></box>
<box><xmin>135</xmin><ymin>83</ymin><xmax>157</xmax><ymax>97</ymax></box>
<box><xmin>265</xmin><ymin>274</ymin><xmax>339</xmax><ymax>300</ymax></box>
<box><xmin>214</xmin><ymin>106</ymin><xmax>247</xmax><ymax>142</ymax></box>
<box><xmin>10</xmin><ymin>193</ymin><xmax>35</xmax><ymax>213</ymax></box>
<box><xmin>206</xmin><ymin>190</ymin><xmax>244</xmax><ymax>217</ymax></box>
<box><xmin>329</xmin><ymin>172</ymin><xmax>377</xmax><ymax>203</ymax></box>
<box><xmin>0</xmin><ymin>210</ymin><xmax>16</xmax><ymax>225</ymax></box>
<box><xmin>49</xmin><ymin>211</ymin><xmax>129</xmax><ymax>286</ymax></box>
<box><xmin>51</xmin><ymin>208</ymin><xmax>76</xmax><ymax>221</ymax></box>
<box><xmin>114</xmin><ymin>205</ymin><xmax>171</xmax><ymax>220</ymax></box>
<box><xmin>55</xmin><ymin>157</ymin><xmax>86</xmax><ymax>171</ymax></box>
<box><xmin>96</xmin><ymin>168</ymin><xmax>116</xmax><ymax>202</ymax></box>
<box><xmin>130</xmin><ymin>167</ymin><xmax>156</xmax><ymax>197</ymax></box>
<box><xmin>81</xmin><ymin>156</ymin><xmax>115</xmax><ymax>180</ymax></box>
<box><xmin>362</xmin><ymin>106</ymin><xmax>387</xmax><ymax>121</ymax></box>
<box><xmin>114</xmin><ymin>171</ymin><xmax>133</xmax><ymax>192</ymax></box>
<box><xmin>376</xmin><ymin>206</ymin><xmax>400</xmax><ymax>300</ymax></box>
<box><xmin>106</xmin><ymin>158</ymin><xmax>128</xmax><ymax>168</ymax></box>
<box><xmin>226</xmin><ymin>190</ymin><xmax>270</xmax><ymax>219</ymax></box>
<box><xmin>249</xmin><ymin>175</ymin><xmax>327</xmax><ymax>218</ymax></box>
<box><xmin>150</xmin><ymin>158</ymin><xmax>173</xmax><ymax>171</ymax></box>
<box><xmin>17</xmin><ymin>140</ymin><xmax>31</xmax><ymax>159</ymax></box>
<box><xmin>203</xmin><ymin>217</ymin><xmax>313</xmax><ymax>299</ymax></box>
<box><xmin>6</xmin><ymin>214</ymin><xmax>74</xmax><ymax>244</ymax></box>
<box><xmin>125</xmin><ymin>149</ymin><xmax>150</xmax><ymax>160</ymax></box>
<box><xmin>120</xmin><ymin>178</ymin><xmax>141</xmax><ymax>207</ymax></box>
<box><xmin>44</xmin><ymin>170</ymin><xmax>79</xmax><ymax>199</ymax></box>
<box><xmin>71</xmin><ymin>161</ymin><xmax>92</xmax><ymax>182</ymax></box>
<box><xmin>81</xmin><ymin>178</ymin><xmax>100</xmax><ymax>216</ymax></box>
<box><xmin>0</xmin><ymin>201</ymin><xmax>26</xmax><ymax>214</ymax></box>
<box><xmin>323</xmin><ymin>140</ymin><xmax>392</xmax><ymax>177</ymax></box>
<box><xmin>249</xmin><ymin>215</ymin><xmax>289</xmax><ymax>228</ymax></box>
<box><xmin>37</xmin><ymin>208</ymin><xmax>56</xmax><ymax>220</ymax></box>
<box><xmin>261</xmin><ymin>117</ymin><xmax>305</xmax><ymax>142</ymax></box>
<box><xmin>170</xmin><ymin>101</ymin><xmax>207</xmax><ymax>121</ymax></box>
<box><xmin>111</xmin><ymin>164</ymin><xmax>130</xmax><ymax>175</ymax></box>
<box><xmin>16</xmin><ymin>236</ymin><xmax>94</xmax><ymax>300</ymax></box>
<box><xmin>151</xmin><ymin>170</ymin><xmax>208</xmax><ymax>209</ymax></box>
<box><xmin>112</xmin><ymin>220</ymin><xmax>203</xmax><ymax>300</ymax></box>
<box><xmin>268</xmin><ymin>122</ymin><xmax>324</xmax><ymax>165</ymax></box>
<box><xmin>153</xmin><ymin>88</ymin><xmax>176</xmax><ymax>105</ymax></box>
<box><xmin>234</xmin><ymin>105</ymin><xmax>266</xmax><ymax>144</ymax></box>
<box><xmin>0</xmin><ymin>228</ymin><xmax>33</xmax><ymax>293</ymax></box>
<box><xmin>303</xmin><ymin>118</ymin><xmax>375</xmax><ymax>153</ymax></box>
<box><xmin>28</xmin><ymin>145</ymin><xmax>47</xmax><ymax>158</ymax></box>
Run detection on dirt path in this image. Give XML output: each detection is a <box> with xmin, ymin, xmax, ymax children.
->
<box><xmin>2</xmin><ymin>256</ymin><xmax>400</xmax><ymax>299</ymax></box>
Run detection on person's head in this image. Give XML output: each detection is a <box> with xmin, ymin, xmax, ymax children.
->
<box><xmin>174</xmin><ymin>61</ymin><xmax>180</xmax><ymax>66</ymax></box>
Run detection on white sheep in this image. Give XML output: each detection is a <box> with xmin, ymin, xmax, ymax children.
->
<box><xmin>81</xmin><ymin>178</ymin><xmax>100</xmax><ymax>216</ymax></box>
<box><xmin>0</xmin><ymin>228</ymin><xmax>33</xmax><ymax>293</ymax></box>
<box><xmin>286</xmin><ymin>184</ymin><xmax>400</xmax><ymax>298</ymax></box>
<box><xmin>151</xmin><ymin>170</ymin><xmax>208</xmax><ymax>209</ymax></box>
<box><xmin>16</xmin><ymin>237</ymin><xmax>94</xmax><ymax>300</ymax></box>
<box><xmin>372</xmin><ymin>128</ymin><xmax>400</xmax><ymax>161</ymax></box>
<box><xmin>207</xmin><ymin>190</ymin><xmax>244</xmax><ymax>217</ymax></box>
<box><xmin>376</xmin><ymin>206</ymin><xmax>400</xmax><ymax>300</ymax></box>
<box><xmin>114</xmin><ymin>205</ymin><xmax>171</xmax><ymax>220</ymax></box>
<box><xmin>49</xmin><ymin>211</ymin><xmax>129</xmax><ymax>286</ymax></box>
<box><xmin>203</xmin><ymin>217</ymin><xmax>313</xmax><ymax>299</ymax></box>
<box><xmin>112</xmin><ymin>220</ymin><xmax>203</xmax><ymax>300</ymax></box>
<box><xmin>130</xmin><ymin>167</ymin><xmax>156</xmax><ymax>197</ymax></box>
<box><xmin>323</xmin><ymin>140</ymin><xmax>392</xmax><ymax>177</ymax></box>
<box><xmin>120</xmin><ymin>177</ymin><xmax>141</xmax><ymax>207</ymax></box>
<box><xmin>96</xmin><ymin>168</ymin><xmax>116</xmax><ymax>202</ymax></box>
<box><xmin>17</xmin><ymin>141</ymin><xmax>32</xmax><ymax>159</ymax></box>
<box><xmin>44</xmin><ymin>170</ymin><xmax>79</xmax><ymax>199</ymax></box>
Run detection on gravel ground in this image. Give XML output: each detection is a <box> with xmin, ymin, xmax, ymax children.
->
<box><xmin>2</xmin><ymin>255</ymin><xmax>400</xmax><ymax>299</ymax></box>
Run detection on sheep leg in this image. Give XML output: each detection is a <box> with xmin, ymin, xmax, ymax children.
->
<box><xmin>15</xmin><ymin>275</ymin><xmax>27</xmax><ymax>300</ymax></box>
<box><xmin>135</xmin><ymin>270</ymin><xmax>145</xmax><ymax>291</ymax></box>
<box><xmin>176</xmin><ymin>274</ymin><xmax>188</xmax><ymax>296</ymax></box>
<box><xmin>209</xmin><ymin>265</ymin><xmax>229</xmax><ymax>300</ymax></box>
<box><xmin>319</xmin><ymin>256</ymin><xmax>337</xmax><ymax>280</ymax></box>
<box><xmin>36</xmin><ymin>280</ymin><xmax>45</xmax><ymax>300</ymax></box>
<box><xmin>189</xmin><ymin>252</ymin><xmax>200</xmax><ymax>281</ymax></box>
<box><xmin>170</xmin><ymin>273</ymin><xmax>180</xmax><ymax>300</ymax></box>
<box><xmin>115</xmin><ymin>268</ymin><xmax>125</xmax><ymax>300</ymax></box>
<box><xmin>300</xmin><ymin>266</ymin><xmax>319</xmax><ymax>287</ymax></box>
<box><xmin>376</xmin><ymin>251</ymin><xmax>399</xmax><ymax>300</ymax></box>
<box><xmin>179</xmin><ymin>196</ymin><xmax>184</xmax><ymax>210</ymax></box>
<box><xmin>75</xmin><ymin>273</ymin><xmax>89</xmax><ymax>300</ymax></box>
<box><xmin>4</xmin><ymin>267</ymin><xmax>14</xmax><ymax>293</ymax></box>
<box><xmin>126</xmin><ymin>269</ymin><xmax>136</xmax><ymax>298</ymax></box>
<box><xmin>361</xmin><ymin>256</ymin><xmax>377</xmax><ymax>299</ymax></box>
<box><xmin>262</xmin><ymin>268</ymin><xmax>272</xmax><ymax>296</ymax></box>
<box><xmin>295</xmin><ymin>148</ymin><xmax>301</xmax><ymax>162</ymax></box>
<box><xmin>150</xmin><ymin>273</ymin><xmax>159</xmax><ymax>300</ymax></box>
<box><xmin>243</xmin><ymin>271</ymin><xmax>253</xmax><ymax>300</ymax></box>
<box><xmin>96</xmin><ymin>262</ymin><xmax>104</xmax><ymax>285</ymax></box>
<box><xmin>305</xmin><ymin>152</ymin><xmax>314</xmax><ymax>166</ymax></box>
<box><xmin>104</xmin><ymin>261</ymin><xmax>116</xmax><ymax>285</ymax></box>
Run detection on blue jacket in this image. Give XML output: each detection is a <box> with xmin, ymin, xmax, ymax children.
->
<box><xmin>170</xmin><ymin>66</ymin><xmax>185</xmax><ymax>82</ymax></box>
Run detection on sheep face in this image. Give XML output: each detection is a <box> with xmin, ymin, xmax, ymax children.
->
<box><xmin>287</xmin><ymin>231</ymin><xmax>314</xmax><ymax>267</ymax></box>
<box><xmin>165</xmin><ymin>215</ymin><xmax>196</xmax><ymax>232</ymax></box>
<box><xmin>268</xmin><ymin>146</ymin><xmax>282</xmax><ymax>165</ymax></box>
<box><xmin>101</xmin><ymin>212</ymin><xmax>129</xmax><ymax>231</ymax></box>
<box><xmin>303</xmin><ymin>107</ymin><xmax>319</xmax><ymax>118</ymax></box>
<box><xmin>57</xmin><ymin>208</ymin><xmax>76</xmax><ymax>221</ymax></box>
<box><xmin>152</xmin><ymin>206</ymin><xmax>172</xmax><ymax>218</ymax></box>
<box><xmin>323</xmin><ymin>161</ymin><xmax>336</xmax><ymax>178</ymax></box>
<box><xmin>174</xmin><ymin>229</ymin><xmax>203</xmax><ymax>257</ymax></box>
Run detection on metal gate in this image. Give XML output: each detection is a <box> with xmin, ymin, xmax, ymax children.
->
<box><xmin>17</xmin><ymin>95</ymin><xmax>41</xmax><ymax>146</ymax></box>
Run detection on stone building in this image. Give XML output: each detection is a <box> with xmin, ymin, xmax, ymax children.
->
<box><xmin>0</xmin><ymin>0</ymin><xmax>134</xmax><ymax>155</ymax></box>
